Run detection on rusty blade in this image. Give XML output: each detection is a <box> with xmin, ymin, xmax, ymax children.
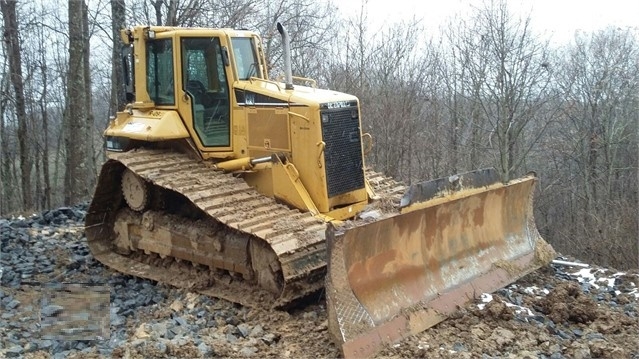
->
<box><xmin>326</xmin><ymin>173</ymin><xmax>555</xmax><ymax>359</ymax></box>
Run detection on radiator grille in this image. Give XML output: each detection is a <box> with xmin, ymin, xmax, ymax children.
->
<box><xmin>321</xmin><ymin>106</ymin><xmax>365</xmax><ymax>197</ymax></box>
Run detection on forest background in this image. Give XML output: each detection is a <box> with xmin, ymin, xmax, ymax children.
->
<box><xmin>0</xmin><ymin>0</ymin><xmax>637</xmax><ymax>269</ymax></box>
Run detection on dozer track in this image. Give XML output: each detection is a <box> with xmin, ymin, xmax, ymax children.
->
<box><xmin>85</xmin><ymin>148</ymin><xmax>404</xmax><ymax>308</ymax></box>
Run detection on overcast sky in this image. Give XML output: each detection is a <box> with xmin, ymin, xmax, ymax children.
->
<box><xmin>334</xmin><ymin>0</ymin><xmax>639</xmax><ymax>44</ymax></box>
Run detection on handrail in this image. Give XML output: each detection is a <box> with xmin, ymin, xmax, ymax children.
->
<box><xmin>275</xmin><ymin>75</ymin><xmax>318</xmax><ymax>88</ymax></box>
<box><xmin>292</xmin><ymin>76</ymin><xmax>317</xmax><ymax>88</ymax></box>
<box><xmin>248</xmin><ymin>77</ymin><xmax>283</xmax><ymax>92</ymax></box>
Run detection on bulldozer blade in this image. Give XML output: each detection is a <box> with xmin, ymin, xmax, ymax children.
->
<box><xmin>326</xmin><ymin>170</ymin><xmax>555</xmax><ymax>358</ymax></box>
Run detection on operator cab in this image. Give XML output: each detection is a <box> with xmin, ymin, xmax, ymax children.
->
<box><xmin>120</xmin><ymin>27</ymin><xmax>267</xmax><ymax>155</ymax></box>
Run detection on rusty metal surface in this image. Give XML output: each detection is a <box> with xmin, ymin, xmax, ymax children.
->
<box><xmin>86</xmin><ymin>148</ymin><xmax>329</xmax><ymax>307</ymax></box>
<box><xmin>326</xmin><ymin>173</ymin><xmax>555</xmax><ymax>358</ymax></box>
<box><xmin>400</xmin><ymin>168</ymin><xmax>500</xmax><ymax>208</ymax></box>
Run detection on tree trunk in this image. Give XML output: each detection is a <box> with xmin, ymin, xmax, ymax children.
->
<box><xmin>110</xmin><ymin>0</ymin><xmax>126</xmax><ymax>114</ymax></box>
<box><xmin>153</xmin><ymin>0</ymin><xmax>163</xmax><ymax>26</ymax></box>
<box><xmin>1</xmin><ymin>0</ymin><xmax>33</xmax><ymax>210</ymax></box>
<box><xmin>39</xmin><ymin>58</ymin><xmax>51</xmax><ymax>209</ymax></box>
<box><xmin>82</xmin><ymin>1</ymin><xmax>96</xmax><ymax>193</ymax></box>
<box><xmin>64</xmin><ymin>0</ymin><xmax>90</xmax><ymax>205</ymax></box>
<box><xmin>450</xmin><ymin>93</ymin><xmax>459</xmax><ymax>173</ymax></box>
<box><xmin>0</xmin><ymin>70</ymin><xmax>7</xmax><ymax>215</ymax></box>
<box><xmin>166</xmin><ymin>0</ymin><xmax>178</xmax><ymax>26</ymax></box>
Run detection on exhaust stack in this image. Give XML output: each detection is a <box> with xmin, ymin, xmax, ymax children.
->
<box><xmin>276</xmin><ymin>22</ymin><xmax>294</xmax><ymax>90</ymax></box>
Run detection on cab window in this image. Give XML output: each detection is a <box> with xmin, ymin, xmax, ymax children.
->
<box><xmin>231</xmin><ymin>37</ymin><xmax>259</xmax><ymax>80</ymax></box>
<box><xmin>146</xmin><ymin>39</ymin><xmax>174</xmax><ymax>105</ymax></box>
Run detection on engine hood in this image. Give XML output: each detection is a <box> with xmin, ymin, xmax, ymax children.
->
<box><xmin>235</xmin><ymin>80</ymin><xmax>358</xmax><ymax>109</ymax></box>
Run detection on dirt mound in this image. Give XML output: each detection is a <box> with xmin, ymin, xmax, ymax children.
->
<box><xmin>377</xmin><ymin>264</ymin><xmax>639</xmax><ymax>358</ymax></box>
<box><xmin>538</xmin><ymin>282</ymin><xmax>598</xmax><ymax>324</ymax></box>
<box><xmin>482</xmin><ymin>295</ymin><xmax>515</xmax><ymax>321</ymax></box>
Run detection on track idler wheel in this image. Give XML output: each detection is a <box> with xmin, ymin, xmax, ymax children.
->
<box><xmin>121</xmin><ymin>168</ymin><xmax>149</xmax><ymax>211</ymax></box>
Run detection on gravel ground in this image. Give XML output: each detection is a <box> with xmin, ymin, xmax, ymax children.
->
<box><xmin>0</xmin><ymin>206</ymin><xmax>637</xmax><ymax>358</ymax></box>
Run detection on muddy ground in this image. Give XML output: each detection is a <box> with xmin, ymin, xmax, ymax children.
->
<box><xmin>0</xmin><ymin>206</ymin><xmax>637</xmax><ymax>358</ymax></box>
<box><xmin>378</xmin><ymin>267</ymin><xmax>639</xmax><ymax>359</ymax></box>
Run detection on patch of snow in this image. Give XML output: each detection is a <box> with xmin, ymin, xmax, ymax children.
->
<box><xmin>359</xmin><ymin>210</ymin><xmax>381</xmax><ymax>220</ymax></box>
<box><xmin>571</xmin><ymin>267</ymin><xmax>639</xmax><ymax>298</ymax></box>
<box><xmin>504</xmin><ymin>302</ymin><xmax>534</xmax><ymax>316</ymax></box>
<box><xmin>596</xmin><ymin>276</ymin><xmax>615</xmax><ymax>288</ymax></box>
<box><xmin>523</xmin><ymin>286</ymin><xmax>550</xmax><ymax>296</ymax></box>
<box><xmin>571</xmin><ymin>268</ymin><xmax>601</xmax><ymax>288</ymax></box>
<box><xmin>481</xmin><ymin>293</ymin><xmax>493</xmax><ymax>303</ymax></box>
<box><xmin>523</xmin><ymin>286</ymin><xmax>537</xmax><ymax>295</ymax></box>
<box><xmin>477</xmin><ymin>292</ymin><xmax>534</xmax><ymax>316</ymax></box>
<box><xmin>477</xmin><ymin>293</ymin><xmax>493</xmax><ymax>310</ymax></box>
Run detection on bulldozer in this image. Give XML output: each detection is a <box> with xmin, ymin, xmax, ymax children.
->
<box><xmin>85</xmin><ymin>23</ymin><xmax>555</xmax><ymax>357</ymax></box>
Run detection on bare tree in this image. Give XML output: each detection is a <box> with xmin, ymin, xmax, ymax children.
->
<box><xmin>257</xmin><ymin>0</ymin><xmax>340</xmax><ymax>81</ymax></box>
<box><xmin>37</xmin><ymin>35</ymin><xmax>52</xmax><ymax>210</ymax></box>
<box><xmin>318</xmin><ymin>0</ymin><xmax>374</xmax><ymax>92</ymax></box>
<box><xmin>450</xmin><ymin>0</ymin><xmax>555</xmax><ymax>181</ymax></box>
<box><xmin>1</xmin><ymin>0</ymin><xmax>33</xmax><ymax>211</ymax></box>
<box><xmin>0</xmin><ymin>54</ymin><xmax>9</xmax><ymax>214</ymax></box>
<box><xmin>439</xmin><ymin>16</ymin><xmax>492</xmax><ymax>174</ymax></box>
<box><xmin>363</xmin><ymin>21</ymin><xmax>435</xmax><ymax>180</ymax></box>
<box><xmin>110</xmin><ymin>0</ymin><xmax>126</xmax><ymax>113</ymax></box>
<box><xmin>547</xmin><ymin>28</ymin><xmax>639</xmax><ymax>268</ymax></box>
<box><xmin>129</xmin><ymin>0</ymin><xmax>207</xmax><ymax>26</ymax></box>
<box><xmin>64</xmin><ymin>0</ymin><xmax>92</xmax><ymax>204</ymax></box>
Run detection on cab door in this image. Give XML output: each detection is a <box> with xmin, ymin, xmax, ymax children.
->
<box><xmin>180</xmin><ymin>37</ymin><xmax>231</xmax><ymax>149</ymax></box>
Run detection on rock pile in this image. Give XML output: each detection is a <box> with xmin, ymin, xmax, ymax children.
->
<box><xmin>0</xmin><ymin>206</ymin><xmax>334</xmax><ymax>359</ymax></box>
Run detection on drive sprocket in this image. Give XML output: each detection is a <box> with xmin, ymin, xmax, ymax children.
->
<box><xmin>121</xmin><ymin>168</ymin><xmax>149</xmax><ymax>211</ymax></box>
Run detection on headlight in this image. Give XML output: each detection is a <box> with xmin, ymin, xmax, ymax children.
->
<box><xmin>105</xmin><ymin>136</ymin><xmax>128</xmax><ymax>151</ymax></box>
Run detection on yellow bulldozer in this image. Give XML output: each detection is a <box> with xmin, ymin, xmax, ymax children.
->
<box><xmin>85</xmin><ymin>23</ymin><xmax>555</xmax><ymax>357</ymax></box>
